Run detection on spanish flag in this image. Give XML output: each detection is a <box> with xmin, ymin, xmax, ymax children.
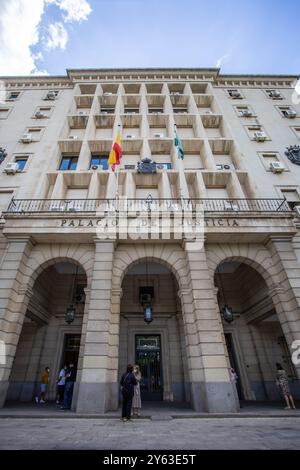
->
<box><xmin>108</xmin><ymin>130</ymin><xmax>122</xmax><ymax>171</ymax></box>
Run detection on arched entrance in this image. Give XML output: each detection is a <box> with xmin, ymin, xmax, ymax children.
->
<box><xmin>6</xmin><ymin>261</ymin><xmax>87</xmax><ymax>404</ymax></box>
<box><xmin>214</xmin><ymin>260</ymin><xmax>299</xmax><ymax>403</ymax></box>
<box><xmin>118</xmin><ymin>260</ymin><xmax>188</xmax><ymax>404</ymax></box>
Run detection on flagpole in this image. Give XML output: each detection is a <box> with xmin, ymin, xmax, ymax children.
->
<box><xmin>174</xmin><ymin>124</ymin><xmax>185</xmax><ymax>211</ymax></box>
<box><xmin>115</xmin><ymin>124</ymin><xmax>121</xmax><ymax>212</ymax></box>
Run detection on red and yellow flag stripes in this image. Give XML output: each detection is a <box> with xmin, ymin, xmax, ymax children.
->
<box><xmin>108</xmin><ymin>131</ymin><xmax>122</xmax><ymax>171</ymax></box>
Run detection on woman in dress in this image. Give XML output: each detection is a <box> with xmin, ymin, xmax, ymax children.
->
<box><xmin>275</xmin><ymin>363</ymin><xmax>296</xmax><ymax>409</ymax></box>
<box><xmin>132</xmin><ymin>364</ymin><xmax>142</xmax><ymax>417</ymax></box>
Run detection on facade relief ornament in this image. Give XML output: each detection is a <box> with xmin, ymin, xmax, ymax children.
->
<box><xmin>285</xmin><ymin>145</ymin><xmax>300</xmax><ymax>165</ymax></box>
<box><xmin>137</xmin><ymin>157</ymin><xmax>157</xmax><ymax>174</ymax></box>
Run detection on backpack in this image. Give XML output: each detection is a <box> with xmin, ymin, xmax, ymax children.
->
<box><xmin>121</xmin><ymin>373</ymin><xmax>133</xmax><ymax>399</ymax></box>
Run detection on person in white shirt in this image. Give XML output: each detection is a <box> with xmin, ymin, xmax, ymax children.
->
<box><xmin>56</xmin><ymin>364</ymin><xmax>67</xmax><ymax>405</ymax></box>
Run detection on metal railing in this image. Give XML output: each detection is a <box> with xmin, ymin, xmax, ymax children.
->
<box><xmin>3</xmin><ymin>197</ymin><xmax>292</xmax><ymax>215</ymax></box>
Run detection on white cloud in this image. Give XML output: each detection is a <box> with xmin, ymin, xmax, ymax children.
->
<box><xmin>47</xmin><ymin>0</ymin><xmax>92</xmax><ymax>23</ymax></box>
<box><xmin>0</xmin><ymin>0</ymin><xmax>47</xmax><ymax>75</ymax></box>
<box><xmin>0</xmin><ymin>0</ymin><xmax>92</xmax><ymax>76</ymax></box>
<box><xmin>46</xmin><ymin>22</ymin><xmax>68</xmax><ymax>50</ymax></box>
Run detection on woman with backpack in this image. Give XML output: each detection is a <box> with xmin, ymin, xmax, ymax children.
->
<box><xmin>120</xmin><ymin>364</ymin><xmax>137</xmax><ymax>422</ymax></box>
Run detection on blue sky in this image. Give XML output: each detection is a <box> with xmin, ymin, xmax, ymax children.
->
<box><xmin>0</xmin><ymin>0</ymin><xmax>299</xmax><ymax>76</ymax></box>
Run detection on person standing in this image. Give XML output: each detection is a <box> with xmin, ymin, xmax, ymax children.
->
<box><xmin>35</xmin><ymin>367</ymin><xmax>50</xmax><ymax>404</ymax></box>
<box><xmin>275</xmin><ymin>363</ymin><xmax>296</xmax><ymax>410</ymax></box>
<box><xmin>56</xmin><ymin>364</ymin><xmax>67</xmax><ymax>405</ymax></box>
<box><xmin>61</xmin><ymin>363</ymin><xmax>77</xmax><ymax>410</ymax></box>
<box><xmin>120</xmin><ymin>364</ymin><xmax>137</xmax><ymax>422</ymax></box>
<box><xmin>132</xmin><ymin>364</ymin><xmax>142</xmax><ymax>418</ymax></box>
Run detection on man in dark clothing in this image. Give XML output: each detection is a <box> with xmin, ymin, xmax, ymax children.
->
<box><xmin>61</xmin><ymin>363</ymin><xmax>77</xmax><ymax>410</ymax></box>
<box><xmin>120</xmin><ymin>364</ymin><xmax>137</xmax><ymax>421</ymax></box>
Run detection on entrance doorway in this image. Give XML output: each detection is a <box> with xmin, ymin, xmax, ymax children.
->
<box><xmin>61</xmin><ymin>334</ymin><xmax>81</xmax><ymax>369</ymax></box>
<box><xmin>135</xmin><ymin>335</ymin><xmax>163</xmax><ymax>401</ymax></box>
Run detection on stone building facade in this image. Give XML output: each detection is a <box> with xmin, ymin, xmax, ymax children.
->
<box><xmin>0</xmin><ymin>68</ymin><xmax>300</xmax><ymax>413</ymax></box>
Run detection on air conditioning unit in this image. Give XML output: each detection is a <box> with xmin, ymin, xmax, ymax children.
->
<box><xmin>4</xmin><ymin>162</ymin><xmax>19</xmax><ymax>174</ymax></box>
<box><xmin>229</xmin><ymin>91</ymin><xmax>242</xmax><ymax>99</ymax></box>
<box><xmin>216</xmin><ymin>164</ymin><xmax>232</xmax><ymax>170</ymax></box>
<box><xmin>171</xmin><ymin>92</ymin><xmax>180</xmax><ymax>95</ymax></box>
<box><xmin>270</xmin><ymin>161</ymin><xmax>285</xmax><ymax>173</ymax></box>
<box><xmin>78</xmin><ymin>111</ymin><xmax>88</xmax><ymax>115</ymax></box>
<box><xmin>241</xmin><ymin>110</ymin><xmax>253</xmax><ymax>117</ymax></box>
<box><xmin>103</xmin><ymin>92</ymin><xmax>112</xmax><ymax>96</ymax></box>
<box><xmin>124</xmin><ymin>164</ymin><xmax>136</xmax><ymax>170</ymax></box>
<box><xmin>68</xmin><ymin>135</ymin><xmax>78</xmax><ymax>140</ymax></box>
<box><xmin>295</xmin><ymin>205</ymin><xmax>300</xmax><ymax>217</ymax></box>
<box><xmin>285</xmin><ymin>110</ymin><xmax>297</xmax><ymax>118</ymax></box>
<box><xmin>21</xmin><ymin>133</ymin><xmax>32</xmax><ymax>143</ymax></box>
<box><xmin>35</xmin><ymin>111</ymin><xmax>46</xmax><ymax>119</ymax></box>
<box><xmin>100</xmin><ymin>111</ymin><xmax>108</xmax><ymax>114</ymax></box>
<box><xmin>46</xmin><ymin>91</ymin><xmax>56</xmax><ymax>100</ymax></box>
<box><xmin>269</xmin><ymin>91</ymin><xmax>281</xmax><ymax>98</ymax></box>
<box><xmin>254</xmin><ymin>131</ymin><xmax>267</xmax><ymax>142</ymax></box>
<box><xmin>126</xmin><ymin>134</ymin><xmax>135</xmax><ymax>139</ymax></box>
<box><xmin>91</xmin><ymin>164</ymin><xmax>103</xmax><ymax>170</ymax></box>
<box><xmin>156</xmin><ymin>163</ymin><xmax>172</xmax><ymax>170</ymax></box>
<box><xmin>153</xmin><ymin>133</ymin><xmax>164</xmax><ymax>138</ymax></box>
<box><xmin>224</xmin><ymin>201</ymin><xmax>239</xmax><ymax>211</ymax></box>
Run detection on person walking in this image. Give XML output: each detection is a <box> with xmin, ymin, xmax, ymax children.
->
<box><xmin>35</xmin><ymin>367</ymin><xmax>50</xmax><ymax>404</ymax></box>
<box><xmin>275</xmin><ymin>363</ymin><xmax>296</xmax><ymax>410</ymax></box>
<box><xmin>61</xmin><ymin>362</ymin><xmax>77</xmax><ymax>410</ymax></box>
<box><xmin>132</xmin><ymin>364</ymin><xmax>142</xmax><ymax>418</ymax></box>
<box><xmin>120</xmin><ymin>364</ymin><xmax>137</xmax><ymax>422</ymax></box>
<box><xmin>56</xmin><ymin>364</ymin><xmax>67</xmax><ymax>405</ymax></box>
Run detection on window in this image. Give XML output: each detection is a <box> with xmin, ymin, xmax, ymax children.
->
<box><xmin>173</xmin><ymin>107</ymin><xmax>188</xmax><ymax>114</ymax></box>
<box><xmin>258</xmin><ymin>152</ymin><xmax>283</xmax><ymax>171</ymax></box>
<box><xmin>156</xmin><ymin>162</ymin><xmax>172</xmax><ymax>170</ymax></box>
<box><xmin>245</xmin><ymin>125</ymin><xmax>268</xmax><ymax>141</ymax></box>
<box><xmin>15</xmin><ymin>156</ymin><xmax>28</xmax><ymax>171</ymax></box>
<box><xmin>124</xmin><ymin>107</ymin><xmax>139</xmax><ymax>114</ymax></box>
<box><xmin>266</xmin><ymin>89</ymin><xmax>282</xmax><ymax>99</ymax></box>
<box><xmin>7</xmin><ymin>91</ymin><xmax>20</xmax><ymax>101</ymax></box>
<box><xmin>148</xmin><ymin>108</ymin><xmax>164</xmax><ymax>114</ymax></box>
<box><xmin>44</xmin><ymin>90</ymin><xmax>59</xmax><ymax>100</ymax></box>
<box><xmin>235</xmin><ymin>106</ymin><xmax>254</xmax><ymax>117</ymax></box>
<box><xmin>227</xmin><ymin>89</ymin><xmax>243</xmax><ymax>99</ymax></box>
<box><xmin>100</xmin><ymin>107</ymin><xmax>115</xmax><ymax>114</ymax></box>
<box><xmin>292</xmin><ymin>127</ymin><xmax>300</xmax><ymax>139</ymax></box>
<box><xmin>279</xmin><ymin>189</ymin><xmax>300</xmax><ymax>209</ymax></box>
<box><xmin>59</xmin><ymin>156</ymin><xmax>78</xmax><ymax>171</ymax></box>
<box><xmin>26</xmin><ymin>127</ymin><xmax>43</xmax><ymax>140</ymax></box>
<box><xmin>89</xmin><ymin>155</ymin><xmax>108</xmax><ymax>170</ymax></box>
<box><xmin>34</xmin><ymin>107</ymin><xmax>52</xmax><ymax>118</ymax></box>
<box><xmin>278</xmin><ymin>106</ymin><xmax>297</xmax><ymax>118</ymax></box>
<box><xmin>0</xmin><ymin>107</ymin><xmax>11</xmax><ymax>119</ymax></box>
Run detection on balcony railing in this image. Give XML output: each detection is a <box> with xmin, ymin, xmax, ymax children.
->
<box><xmin>3</xmin><ymin>198</ymin><xmax>292</xmax><ymax>215</ymax></box>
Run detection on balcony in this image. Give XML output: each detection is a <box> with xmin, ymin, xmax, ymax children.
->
<box><xmin>4</xmin><ymin>198</ymin><xmax>292</xmax><ymax>215</ymax></box>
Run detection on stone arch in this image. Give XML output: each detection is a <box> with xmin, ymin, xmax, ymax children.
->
<box><xmin>205</xmin><ymin>243</ymin><xmax>280</xmax><ymax>291</ymax></box>
<box><xmin>22</xmin><ymin>244</ymin><xmax>95</xmax><ymax>292</ymax></box>
<box><xmin>112</xmin><ymin>243</ymin><xmax>190</xmax><ymax>293</ymax></box>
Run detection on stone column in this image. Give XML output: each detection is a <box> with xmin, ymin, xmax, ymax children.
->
<box><xmin>76</xmin><ymin>239</ymin><xmax>115</xmax><ymax>413</ymax></box>
<box><xmin>265</xmin><ymin>236</ymin><xmax>300</xmax><ymax>379</ymax></box>
<box><xmin>183</xmin><ymin>240</ymin><xmax>238</xmax><ymax>412</ymax></box>
<box><xmin>0</xmin><ymin>236</ymin><xmax>34</xmax><ymax>407</ymax></box>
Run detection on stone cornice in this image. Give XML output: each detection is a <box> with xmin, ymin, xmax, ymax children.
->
<box><xmin>1</xmin><ymin>68</ymin><xmax>298</xmax><ymax>88</ymax></box>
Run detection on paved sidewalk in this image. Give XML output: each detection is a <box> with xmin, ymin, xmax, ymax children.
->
<box><xmin>0</xmin><ymin>401</ymin><xmax>299</xmax><ymax>419</ymax></box>
<box><xmin>0</xmin><ymin>416</ymin><xmax>299</xmax><ymax>449</ymax></box>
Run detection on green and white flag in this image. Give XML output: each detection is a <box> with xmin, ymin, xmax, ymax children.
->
<box><xmin>174</xmin><ymin>126</ymin><xmax>184</xmax><ymax>160</ymax></box>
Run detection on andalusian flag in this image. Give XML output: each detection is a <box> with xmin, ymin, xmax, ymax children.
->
<box><xmin>174</xmin><ymin>126</ymin><xmax>184</xmax><ymax>160</ymax></box>
<box><xmin>108</xmin><ymin>130</ymin><xmax>122</xmax><ymax>171</ymax></box>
